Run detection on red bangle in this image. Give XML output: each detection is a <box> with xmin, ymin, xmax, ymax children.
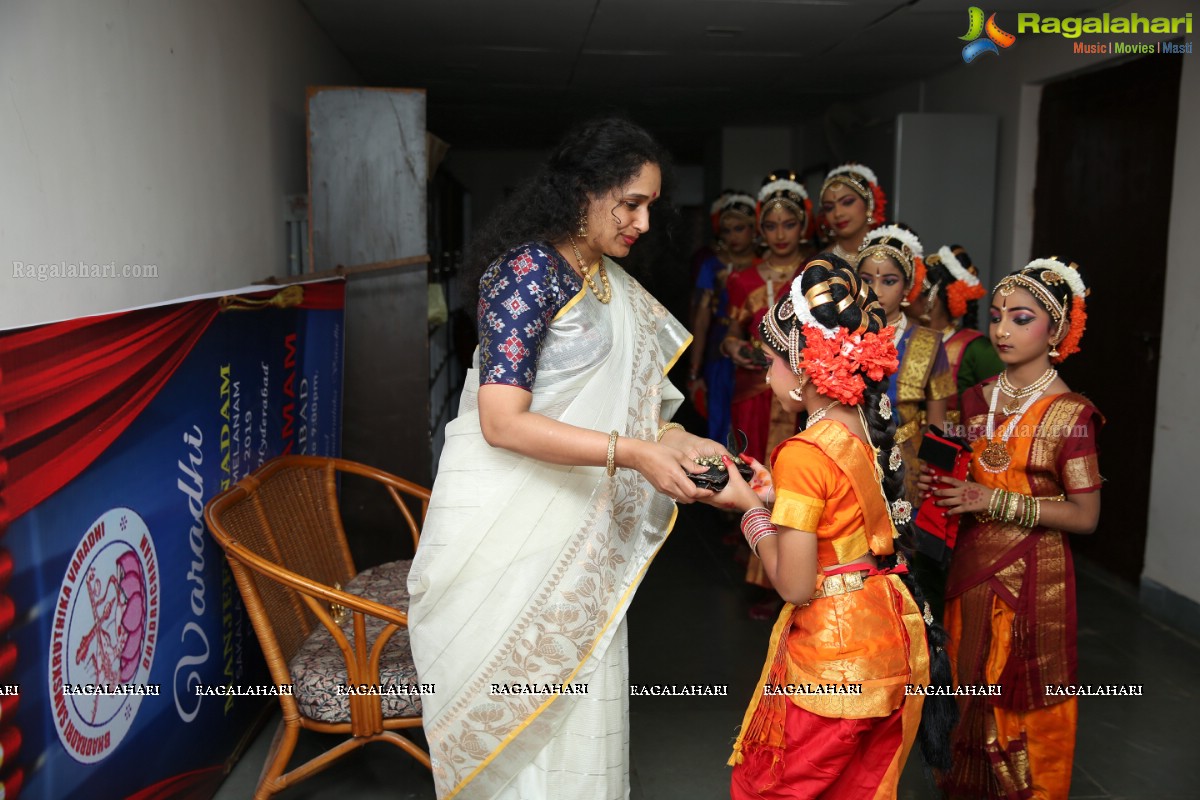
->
<box><xmin>741</xmin><ymin>508</ymin><xmax>777</xmax><ymax>556</ymax></box>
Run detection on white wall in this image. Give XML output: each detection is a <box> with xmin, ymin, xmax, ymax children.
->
<box><xmin>1142</xmin><ymin>51</ymin><xmax>1200</xmax><ymax>606</ymax></box>
<box><xmin>852</xmin><ymin>0</ymin><xmax>1198</xmax><ymax>604</ymax></box>
<box><xmin>0</xmin><ymin>0</ymin><xmax>359</xmax><ymax>329</ymax></box>
<box><xmin>721</xmin><ymin>126</ymin><xmax>793</xmax><ymax>195</ymax></box>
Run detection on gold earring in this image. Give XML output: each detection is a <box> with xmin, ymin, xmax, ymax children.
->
<box><xmin>577</xmin><ymin>211</ymin><xmax>588</xmax><ymax>237</ymax></box>
<box><xmin>900</xmin><ymin>299</ymin><xmax>911</xmax><ymax>308</ymax></box>
<box><xmin>788</xmin><ymin>372</ymin><xmax>807</xmax><ymax>400</ymax></box>
<box><xmin>1049</xmin><ymin>345</ymin><xmax>1060</xmax><ymax>358</ymax></box>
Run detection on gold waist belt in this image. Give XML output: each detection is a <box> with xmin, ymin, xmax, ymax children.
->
<box><xmin>811</xmin><ymin>569</ymin><xmax>866</xmax><ymax>599</ymax></box>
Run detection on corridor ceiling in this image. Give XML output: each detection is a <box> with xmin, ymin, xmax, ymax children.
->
<box><xmin>301</xmin><ymin>0</ymin><xmax>1098</xmax><ymax>158</ymax></box>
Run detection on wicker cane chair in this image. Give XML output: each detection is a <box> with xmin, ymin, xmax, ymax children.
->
<box><xmin>204</xmin><ymin>455</ymin><xmax>432</xmax><ymax>799</ymax></box>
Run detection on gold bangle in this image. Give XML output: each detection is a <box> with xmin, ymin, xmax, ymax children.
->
<box><xmin>987</xmin><ymin>488</ymin><xmax>1002</xmax><ymax>519</ymax></box>
<box><xmin>656</xmin><ymin>422</ymin><xmax>685</xmax><ymax>442</ymax></box>
<box><xmin>607</xmin><ymin>430</ymin><xmax>619</xmax><ymax>477</ymax></box>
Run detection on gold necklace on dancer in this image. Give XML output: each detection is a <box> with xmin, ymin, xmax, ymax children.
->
<box><xmin>568</xmin><ymin>235</ymin><xmax>611</xmax><ymax>304</ymax></box>
<box><xmin>805</xmin><ymin>400</ymin><xmax>840</xmax><ymax>429</ymax></box>
<box><xmin>762</xmin><ymin>256</ymin><xmax>801</xmax><ymax>306</ymax></box>
<box><xmin>832</xmin><ymin>242</ymin><xmax>858</xmax><ymax>265</ymax></box>
<box><xmin>996</xmin><ymin>367</ymin><xmax>1057</xmax><ymax>415</ymax></box>
<box><xmin>762</xmin><ymin>256</ymin><xmax>801</xmax><ymax>280</ymax></box>
<box><xmin>726</xmin><ymin>252</ymin><xmax>755</xmax><ymax>270</ymax></box>
<box><xmin>979</xmin><ymin>371</ymin><xmax>1054</xmax><ymax>473</ymax></box>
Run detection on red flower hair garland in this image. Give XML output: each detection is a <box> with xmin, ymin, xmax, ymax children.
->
<box><xmin>1053</xmin><ymin>296</ymin><xmax>1087</xmax><ymax>363</ymax></box>
<box><xmin>904</xmin><ymin>257</ymin><xmax>927</xmax><ymax>306</ymax></box>
<box><xmin>946</xmin><ymin>278</ymin><xmax>987</xmax><ymax>318</ymax></box>
<box><xmin>870</xmin><ymin>183</ymin><xmax>888</xmax><ymax>226</ymax></box>
<box><xmin>800</xmin><ymin>324</ymin><xmax>899</xmax><ymax>406</ymax></box>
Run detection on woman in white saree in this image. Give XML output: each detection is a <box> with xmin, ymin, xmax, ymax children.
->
<box><xmin>408</xmin><ymin>118</ymin><xmax>727</xmax><ymax>799</ymax></box>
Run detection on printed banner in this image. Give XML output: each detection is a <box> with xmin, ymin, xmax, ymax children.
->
<box><xmin>0</xmin><ymin>280</ymin><xmax>345</xmax><ymax>799</ymax></box>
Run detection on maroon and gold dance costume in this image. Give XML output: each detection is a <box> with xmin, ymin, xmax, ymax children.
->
<box><xmin>943</xmin><ymin>260</ymin><xmax>1099</xmax><ymax>800</ymax></box>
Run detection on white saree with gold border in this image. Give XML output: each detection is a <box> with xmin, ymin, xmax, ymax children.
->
<box><xmin>408</xmin><ymin>258</ymin><xmax>690</xmax><ymax>799</ymax></box>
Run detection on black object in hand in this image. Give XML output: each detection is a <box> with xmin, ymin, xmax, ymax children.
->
<box><xmin>738</xmin><ymin>343</ymin><xmax>771</xmax><ymax>368</ymax></box>
<box><xmin>686</xmin><ymin>429</ymin><xmax>753</xmax><ymax>491</ymax></box>
<box><xmin>917</xmin><ymin>426</ymin><xmax>961</xmax><ymax>472</ymax></box>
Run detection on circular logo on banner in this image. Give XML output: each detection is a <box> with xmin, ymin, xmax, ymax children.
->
<box><xmin>49</xmin><ymin>508</ymin><xmax>160</xmax><ymax>764</ymax></box>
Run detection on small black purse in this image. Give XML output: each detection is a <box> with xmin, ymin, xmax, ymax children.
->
<box><xmin>687</xmin><ymin>429</ymin><xmax>754</xmax><ymax>491</ymax></box>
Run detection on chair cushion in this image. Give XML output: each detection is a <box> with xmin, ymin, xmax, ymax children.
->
<box><xmin>289</xmin><ymin>559</ymin><xmax>422</xmax><ymax>723</ymax></box>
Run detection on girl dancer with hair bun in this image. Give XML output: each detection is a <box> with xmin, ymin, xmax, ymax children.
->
<box><xmin>857</xmin><ymin>225</ymin><xmax>954</xmax><ymax>502</ymax></box>
<box><xmin>722</xmin><ymin>170</ymin><xmax>813</xmax><ymax>617</ymax></box>
<box><xmin>722</xmin><ymin>169</ymin><xmax>814</xmax><ymax>463</ymax></box>
<box><xmin>708</xmin><ymin>255</ymin><xmax>956</xmax><ymax>799</ymax></box>
<box><xmin>690</xmin><ymin>191</ymin><xmax>760</xmax><ymax>442</ymax></box>
<box><xmin>818</xmin><ymin>163</ymin><xmax>887</xmax><ymax>264</ymax></box>
<box><xmin>915</xmin><ymin>245</ymin><xmax>1003</xmax><ymax>428</ymax></box>
<box><xmin>920</xmin><ymin>257</ymin><xmax>1102</xmax><ymax>800</ymax></box>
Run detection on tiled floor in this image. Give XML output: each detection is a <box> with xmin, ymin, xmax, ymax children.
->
<box><xmin>214</xmin><ymin>502</ymin><xmax>1200</xmax><ymax>799</ymax></box>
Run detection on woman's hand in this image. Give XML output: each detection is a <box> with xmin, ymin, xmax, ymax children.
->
<box><xmin>926</xmin><ymin>473</ymin><xmax>993</xmax><ymax>516</ymax></box>
<box><xmin>660</xmin><ymin>428</ymin><xmax>731</xmax><ymax>462</ymax></box>
<box><xmin>725</xmin><ymin>338</ymin><xmax>758</xmax><ymax>369</ymax></box>
<box><xmin>701</xmin><ymin>455</ymin><xmax>765</xmax><ymax>513</ymax></box>
<box><xmin>621</xmin><ymin>438</ymin><xmax>713</xmax><ymax>505</ymax></box>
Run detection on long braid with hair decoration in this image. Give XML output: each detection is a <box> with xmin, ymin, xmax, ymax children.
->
<box><xmin>768</xmin><ymin>256</ymin><xmax>958</xmax><ymax>771</ymax></box>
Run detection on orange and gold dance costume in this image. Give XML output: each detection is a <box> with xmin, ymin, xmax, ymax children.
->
<box><xmin>730</xmin><ymin>420</ymin><xmax>929</xmax><ymax>799</ymax></box>
<box><xmin>943</xmin><ymin>384</ymin><xmax>1102</xmax><ymax>800</ymax></box>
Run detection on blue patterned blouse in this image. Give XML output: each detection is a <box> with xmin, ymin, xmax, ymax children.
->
<box><xmin>477</xmin><ymin>243</ymin><xmax>583</xmax><ymax>390</ymax></box>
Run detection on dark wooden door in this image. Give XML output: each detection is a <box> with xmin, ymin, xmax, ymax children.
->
<box><xmin>1031</xmin><ymin>54</ymin><xmax>1181</xmax><ymax>584</ymax></box>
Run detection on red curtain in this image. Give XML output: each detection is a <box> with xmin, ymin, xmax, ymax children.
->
<box><xmin>0</xmin><ymin>301</ymin><xmax>220</xmax><ymax>530</ymax></box>
<box><xmin>0</xmin><ymin>280</ymin><xmax>345</xmax><ymax>532</ymax></box>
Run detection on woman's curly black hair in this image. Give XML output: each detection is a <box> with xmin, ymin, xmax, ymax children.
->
<box><xmin>464</xmin><ymin>116</ymin><xmax>674</xmax><ymax>303</ymax></box>
<box><xmin>761</xmin><ymin>255</ymin><xmax>958</xmax><ymax>771</ymax></box>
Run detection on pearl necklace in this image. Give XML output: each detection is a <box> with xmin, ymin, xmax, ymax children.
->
<box><xmin>568</xmin><ymin>236</ymin><xmax>611</xmax><ymax>304</ymax></box>
<box><xmin>996</xmin><ymin>368</ymin><xmax>1057</xmax><ymax>415</ymax></box>
<box><xmin>805</xmin><ymin>400</ymin><xmax>840</xmax><ymax>429</ymax></box>
<box><xmin>979</xmin><ymin>378</ymin><xmax>1050</xmax><ymax>473</ymax></box>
